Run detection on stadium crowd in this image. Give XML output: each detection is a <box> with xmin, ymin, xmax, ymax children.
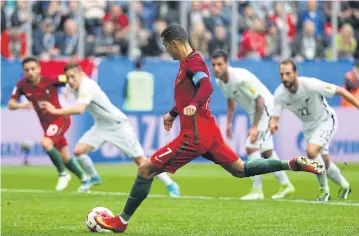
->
<box><xmin>1</xmin><ymin>0</ymin><xmax>359</xmax><ymax>60</ymax></box>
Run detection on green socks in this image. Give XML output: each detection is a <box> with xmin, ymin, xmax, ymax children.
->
<box><xmin>244</xmin><ymin>158</ymin><xmax>290</xmax><ymax>177</ymax></box>
<box><xmin>46</xmin><ymin>147</ymin><xmax>66</xmax><ymax>174</ymax></box>
<box><xmin>65</xmin><ymin>157</ymin><xmax>86</xmax><ymax>181</ymax></box>
<box><xmin>120</xmin><ymin>175</ymin><xmax>153</xmax><ymax>221</ymax></box>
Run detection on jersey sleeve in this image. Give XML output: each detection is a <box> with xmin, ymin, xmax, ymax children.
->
<box><xmin>271</xmin><ymin>90</ymin><xmax>283</xmax><ymax>117</ymax></box>
<box><xmin>185</xmin><ymin>58</ymin><xmax>210</xmax><ymax>86</ymax></box>
<box><xmin>308</xmin><ymin>78</ymin><xmax>337</xmax><ymax>97</ymax></box>
<box><xmin>10</xmin><ymin>80</ymin><xmax>24</xmax><ymax>100</ymax></box>
<box><xmin>236</xmin><ymin>75</ymin><xmax>260</xmax><ymax>101</ymax></box>
<box><xmin>76</xmin><ymin>81</ymin><xmax>93</xmax><ymax>105</ymax></box>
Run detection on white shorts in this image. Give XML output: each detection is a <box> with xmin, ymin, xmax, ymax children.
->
<box><xmin>245</xmin><ymin>110</ymin><xmax>273</xmax><ymax>152</ymax></box>
<box><xmin>305</xmin><ymin>114</ymin><xmax>338</xmax><ymax>156</ymax></box>
<box><xmin>79</xmin><ymin>120</ymin><xmax>144</xmax><ymax>158</ymax></box>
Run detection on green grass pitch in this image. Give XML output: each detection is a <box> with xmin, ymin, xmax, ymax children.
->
<box><xmin>1</xmin><ymin>163</ymin><xmax>358</xmax><ymax>236</ymax></box>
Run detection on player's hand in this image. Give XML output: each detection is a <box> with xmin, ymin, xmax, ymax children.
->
<box><xmin>226</xmin><ymin>123</ymin><xmax>233</xmax><ymax>140</ymax></box>
<box><xmin>22</xmin><ymin>102</ymin><xmax>33</xmax><ymax>110</ymax></box>
<box><xmin>248</xmin><ymin>126</ymin><xmax>259</xmax><ymax>144</ymax></box>
<box><xmin>41</xmin><ymin>101</ymin><xmax>57</xmax><ymax>114</ymax></box>
<box><xmin>269</xmin><ymin>119</ymin><xmax>279</xmax><ymax>134</ymax></box>
<box><xmin>183</xmin><ymin>105</ymin><xmax>197</xmax><ymax>116</ymax></box>
<box><xmin>163</xmin><ymin>113</ymin><xmax>176</xmax><ymax>131</ymax></box>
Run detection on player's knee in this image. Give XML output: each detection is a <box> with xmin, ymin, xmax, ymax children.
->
<box><xmin>231</xmin><ymin>170</ymin><xmax>245</xmax><ymax>178</ymax></box>
<box><xmin>261</xmin><ymin>150</ymin><xmax>272</xmax><ymax>159</ymax></box>
<box><xmin>73</xmin><ymin>147</ymin><xmax>85</xmax><ymax>157</ymax></box>
<box><xmin>40</xmin><ymin>138</ymin><xmax>53</xmax><ymax>151</ymax></box>
<box><xmin>306</xmin><ymin>145</ymin><xmax>320</xmax><ymax>159</ymax></box>
<box><xmin>138</xmin><ymin>162</ymin><xmax>152</xmax><ymax>179</ymax></box>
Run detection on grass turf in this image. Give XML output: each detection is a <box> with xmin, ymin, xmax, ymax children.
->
<box><xmin>1</xmin><ymin>163</ymin><xmax>358</xmax><ymax>236</ymax></box>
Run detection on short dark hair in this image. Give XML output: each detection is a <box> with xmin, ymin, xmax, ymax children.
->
<box><xmin>211</xmin><ymin>49</ymin><xmax>229</xmax><ymax>62</ymax></box>
<box><xmin>160</xmin><ymin>24</ymin><xmax>188</xmax><ymax>43</ymax></box>
<box><xmin>22</xmin><ymin>56</ymin><xmax>39</xmax><ymax>66</ymax></box>
<box><xmin>280</xmin><ymin>59</ymin><xmax>297</xmax><ymax>72</ymax></box>
<box><xmin>64</xmin><ymin>62</ymin><xmax>81</xmax><ymax>73</ymax></box>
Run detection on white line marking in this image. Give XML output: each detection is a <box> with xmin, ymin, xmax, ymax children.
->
<box><xmin>1</xmin><ymin>188</ymin><xmax>358</xmax><ymax>207</ymax></box>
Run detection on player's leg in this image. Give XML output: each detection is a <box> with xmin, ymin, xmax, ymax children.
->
<box><xmin>40</xmin><ymin>136</ymin><xmax>70</xmax><ymax>191</ymax></box>
<box><xmin>205</xmin><ymin>138</ymin><xmax>324</xmax><ymax>179</ymax></box>
<box><xmin>240</xmin><ymin>147</ymin><xmax>264</xmax><ymax>200</ymax></box>
<box><xmin>262</xmin><ymin>149</ymin><xmax>295</xmax><ymax>199</ymax></box>
<box><xmin>95</xmin><ymin>137</ymin><xmax>197</xmax><ymax>232</ymax></box>
<box><xmin>73</xmin><ymin>143</ymin><xmax>101</xmax><ymax>183</ymax></box>
<box><xmin>109</xmin><ymin>122</ymin><xmax>180</xmax><ymax>197</ymax></box>
<box><xmin>306</xmin><ymin>143</ymin><xmax>331</xmax><ymax>201</ymax></box>
<box><xmin>322</xmin><ymin>152</ymin><xmax>351</xmax><ymax>200</ymax></box>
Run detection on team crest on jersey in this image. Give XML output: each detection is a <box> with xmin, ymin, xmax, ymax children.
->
<box><xmin>46</xmin><ymin>89</ymin><xmax>50</xmax><ymax>95</ymax></box>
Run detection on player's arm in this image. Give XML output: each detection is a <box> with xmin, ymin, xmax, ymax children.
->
<box><xmin>43</xmin><ymin>84</ymin><xmax>91</xmax><ymax>115</ymax></box>
<box><xmin>7</xmin><ymin>82</ymin><xmax>33</xmax><ymax>110</ymax></box>
<box><xmin>184</xmin><ymin>71</ymin><xmax>213</xmax><ymax>116</ymax></box>
<box><xmin>269</xmin><ymin>92</ymin><xmax>283</xmax><ymax>134</ymax></box>
<box><xmin>226</xmin><ymin>98</ymin><xmax>236</xmax><ymax>139</ymax></box>
<box><xmin>335</xmin><ymin>86</ymin><xmax>359</xmax><ymax>109</ymax></box>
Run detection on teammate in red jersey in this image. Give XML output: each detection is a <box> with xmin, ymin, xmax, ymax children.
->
<box><xmin>7</xmin><ymin>56</ymin><xmax>91</xmax><ymax>192</ymax></box>
<box><xmin>95</xmin><ymin>24</ymin><xmax>325</xmax><ymax>233</ymax></box>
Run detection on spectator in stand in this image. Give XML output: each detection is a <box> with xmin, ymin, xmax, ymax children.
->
<box><xmin>1</xmin><ymin>27</ymin><xmax>27</xmax><ymax>59</ymax></box>
<box><xmin>82</xmin><ymin>0</ymin><xmax>107</xmax><ymax>35</ymax></box>
<box><xmin>188</xmin><ymin>1</ymin><xmax>205</xmax><ymax>29</ymax></box>
<box><xmin>11</xmin><ymin>0</ymin><xmax>31</xmax><ymax>30</ymax></box>
<box><xmin>204</xmin><ymin>1</ymin><xmax>229</xmax><ymax>34</ymax></box>
<box><xmin>158</xmin><ymin>1</ymin><xmax>180</xmax><ymax>25</ymax></box>
<box><xmin>190</xmin><ymin>23</ymin><xmax>211</xmax><ymax>58</ymax></box>
<box><xmin>297</xmin><ymin>0</ymin><xmax>325</xmax><ymax>36</ymax></box>
<box><xmin>1</xmin><ymin>1</ymin><xmax>7</xmax><ymax>33</ymax></box>
<box><xmin>33</xmin><ymin>0</ymin><xmax>62</xmax><ymax>31</ymax></box>
<box><xmin>59</xmin><ymin>0</ymin><xmax>81</xmax><ymax>32</ymax></box>
<box><xmin>268</xmin><ymin>2</ymin><xmax>296</xmax><ymax>41</ymax></box>
<box><xmin>94</xmin><ymin>21</ymin><xmax>119</xmax><ymax>58</ymax></box>
<box><xmin>238</xmin><ymin>4</ymin><xmax>256</xmax><ymax>34</ymax></box>
<box><xmin>326</xmin><ymin>24</ymin><xmax>357</xmax><ymax>60</ymax></box>
<box><xmin>264</xmin><ymin>23</ymin><xmax>281</xmax><ymax>60</ymax></box>
<box><xmin>238</xmin><ymin>18</ymin><xmax>266</xmax><ymax>59</ymax></box>
<box><xmin>33</xmin><ymin>17</ymin><xmax>59</xmax><ymax>60</ymax></box>
<box><xmin>103</xmin><ymin>4</ymin><xmax>128</xmax><ymax>32</ymax></box>
<box><xmin>342</xmin><ymin>60</ymin><xmax>359</xmax><ymax>108</ymax></box>
<box><xmin>292</xmin><ymin>20</ymin><xmax>326</xmax><ymax>61</ymax></box>
<box><xmin>142</xmin><ymin>20</ymin><xmax>167</xmax><ymax>57</ymax></box>
<box><xmin>130</xmin><ymin>20</ymin><xmax>150</xmax><ymax>58</ymax></box>
<box><xmin>56</xmin><ymin>18</ymin><xmax>79</xmax><ymax>58</ymax></box>
<box><xmin>208</xmin><ymin>24</ymin><xmax>230</xmax><ymax>56</ymax></box>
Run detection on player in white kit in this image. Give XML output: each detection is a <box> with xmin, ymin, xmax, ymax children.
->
<box><xmin>43</xmin><ymin>62</ymin><xmax>180</xmax><ymax>196</ymax></box>
<box><xmin>211</xmin><ymin>50</ymin><xmax>294</xmax><ymax>200</ymax></box>
<box><xmin>270</xmin><ymin>59</ymin><xmax>359</xmax><ymax>201</ymax></box>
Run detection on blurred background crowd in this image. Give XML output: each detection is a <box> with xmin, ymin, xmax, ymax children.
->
<box><xmin>1</xmin><ymin>0</ymin><xmax>359</xmax><ymax>61</ymax></box>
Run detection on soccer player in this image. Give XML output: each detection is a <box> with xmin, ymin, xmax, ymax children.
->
<box><xmin>211</xmin><ymin>49</ymin><xmax>294</xmax><ymax>200</ymax></box>
<box><xmin>94</xmin><ymin>24</ymin><xmax>324</xmax><ymax>232</ymax></box>
<box><xmin>270</xmin><ymin>59</ymin><xmax>359</xmax><ymax>201</ymax></box>
<box><xmin>7</xmin><ymin>56</ymin><xmax>90</xmax><ymax>191</ymax></box>
<box><xmin>42</xmin><ymin>62</ymin><xmax>180</xmax><ymax>196</ymax></box>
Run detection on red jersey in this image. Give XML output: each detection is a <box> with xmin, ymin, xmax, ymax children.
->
<box><xmin>169</xmin><ymin>50</ymin><xmax>217</xmax><ymax>144</ymax></box>
<box><xmin>11</xmin><ymin>75</ymin><xmax>69</xmax><ymax>124</ymax></box>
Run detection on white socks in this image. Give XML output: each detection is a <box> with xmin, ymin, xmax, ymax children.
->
<box><xmin>327</xmin><ymin>162</ymin><xmax>350</xmax><ymax>188</ymax></box>
<box><xmin>313</xmin><ymin>155</ymin><xmax>329</xmax><ymax>191</ymax></box>
<box><xmin>76</xmin><ymin>154</ymin><xmax>99</xmax><ymax>177</ymax></box>
<box><xmin>268</xmin><ymin>151</ymin><xmax>291</xmax><ymax>185</ymax></box>
<box><xmin>156</xmin><ymin>172</ymin><xmax>174</xmax><ymax>186</ymax></box>
<box><xmin>248</xmin><ymin>151</ymin><xmax>263</xmax><ymax>189</ymax></box>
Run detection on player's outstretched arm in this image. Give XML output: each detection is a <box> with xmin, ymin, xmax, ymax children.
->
<box><xmin>7</xmin><ymin>98</ymin><xmax>33</xmax><ymax>110</ymax></box>
<box><xmin>42</xmin><ymin>101</ymin><xmax>87</xmax><ymax>115</ymax></box>
<box><xmin>335</xmin><ymin>86</ymin><xmax>359</xmax><ymax>109</ymax></box>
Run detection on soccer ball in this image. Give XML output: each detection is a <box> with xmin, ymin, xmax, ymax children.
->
<box><xmin>86</xmin><ymin>207</ymin><xmax>114</xmax><ymax>232</ymax></box>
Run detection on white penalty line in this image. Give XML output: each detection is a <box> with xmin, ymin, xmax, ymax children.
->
<box><xmin>1</xmin><ymin>188</ymin><xmax>358</xmax><ymax>207</ymax></box>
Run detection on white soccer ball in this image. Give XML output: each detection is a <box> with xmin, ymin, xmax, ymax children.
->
<box><xmin>86</xmin><ymin>207</ymin><xmax>114</xmax><ymax>232</ymax></box>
